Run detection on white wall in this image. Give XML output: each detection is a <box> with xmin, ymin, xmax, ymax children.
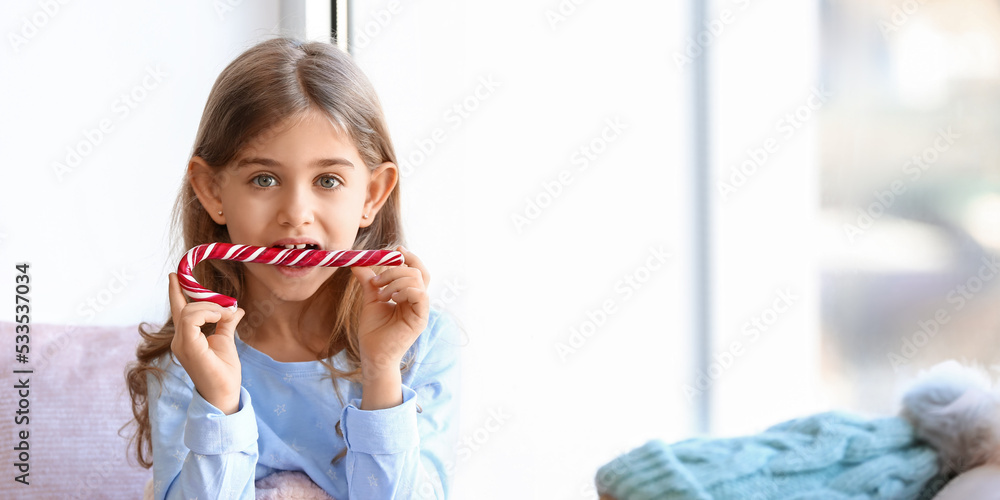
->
<box><xmin>2</xmin><ymin>1</ymin><xmax>282</xmax><ymax>327</ymax></box>
<box><xmin>347</xmin><ymin>1</ymin><xmax>695</xmax><ymax>498</ymax></box>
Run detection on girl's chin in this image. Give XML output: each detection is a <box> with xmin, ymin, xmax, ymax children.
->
<box><xmin>268</xmin><ymin>283</ymin><xmax>324</xmax><ymax>302</ymax></box>
<box><xmin>243</xmin><ymin>263</ymin><xmax>334</xmax><ymax>300</ymax></box>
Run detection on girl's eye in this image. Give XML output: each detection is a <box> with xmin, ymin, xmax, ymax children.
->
<box><xmin>252</xmin><ymin>174</ymin><xmax>277</xmax><ymax>188</ymax></box>
<box><xmin>317</xmin><ymin>176</ymin><xmax>341</xmax><ymax>189</ymax></box>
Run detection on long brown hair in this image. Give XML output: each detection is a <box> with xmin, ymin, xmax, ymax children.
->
<box><xmin>122</xmin><ymin>36</ymin><xmax>412</xmax><ymax>469</ymax></box>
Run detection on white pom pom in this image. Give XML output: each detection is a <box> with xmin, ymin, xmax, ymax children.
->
<box><xmin>900</xmin><ymin>360</ymin><xmax>1000</xmax><ymax>474</ymax></box>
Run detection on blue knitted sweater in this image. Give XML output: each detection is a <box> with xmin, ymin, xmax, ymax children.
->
<box><xmin>595</xmin><ymin>411</ymin><xmax>952</xmax><ymax>500</ymax></box>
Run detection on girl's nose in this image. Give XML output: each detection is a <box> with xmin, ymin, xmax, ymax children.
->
<box><xmin>276</xmin><ymin>186</ymin><xmax>316</xmax><ymax>227</ymax></box>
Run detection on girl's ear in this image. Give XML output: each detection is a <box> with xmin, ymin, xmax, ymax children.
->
<box><xmin>362</xmin><ymin>161</ymin><xmax>398</xmax><ymax>228</ymax></box>
<box><xmin>188</xmin><ymin>156</ymin><xmax>226</xmax><ymax>225</ymax></box>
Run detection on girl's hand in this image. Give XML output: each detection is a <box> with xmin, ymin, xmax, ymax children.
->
<box><xmin>349</xmin><ymin>245</ymin><xmax>431</xmax><ymax>376</ymax></box>
<box><xmin>167</xmin><ymin>272</ymin><xmax>246</xmax><ymax>415</ymax></box>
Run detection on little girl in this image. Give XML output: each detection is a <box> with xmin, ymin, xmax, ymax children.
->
<box><xmin>124</xmin><ymin>37</ymin><xmax>462</xmax><ymax>499</ymax></box>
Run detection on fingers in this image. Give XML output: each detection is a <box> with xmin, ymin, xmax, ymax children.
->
<box><xmin>168</xmin><ymin>273</ymin><xmax>189</xmax><ymax>320</ymax></box>
<box><xmin>174</xmin><ymin>305</ymin><xmax>221</xmax><ymax>345</ymax></box>
<box><xmin>170</xmin><ymin>272</ymin><xmax>213</xmax><ymax>344</ymax></box>
<box><xmin>390</xmin><ymin>286</ymin><xmax>429</xmax><ymax>315</ymax></box>
<box><xmin>214</xmin><ymin>307</ymin><xmax>246</xmax><ymax>339</ymax></box>
<box><xmin>351</xmin><ymin>247</ymin><xmax>432</xmax><ymax>311</ymax></box>
<box><xmin>350</xmin><ymin>266</ymin><xmax>379</xmax><ymax>303</ymax></box>
<box><xmin>169</xmin><ymin>272</ymin><xmax>242</xmax><ymax>342</ymax></box>
<box><xmin>395</xmin><ymin>245</ymin><xmax>430</xmax><ymax>287</ymax></box>
<box><xmin>371</xmin><ymin>266</ymin><xmax>423</xmax><ymax>286</ymax></box>
<box><xmin>375</xmin><ymin>274</ymin><xmax>424</xmax><ymax>302</ymax></box>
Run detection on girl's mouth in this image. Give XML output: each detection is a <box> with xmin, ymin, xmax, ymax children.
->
<box><xmin>270</xmin><ymin>244</ymin><xmax>322</xmax><ymax>268</ymax></box>
<box><xmin>272</xmin><ymin>243</ymin><xmax>321</xmax><ymax>250</ymax></box>
<box><xmin>274</xmin><ymin>264</ymin><xmax>314</xmax><ymax>276</ymax></box>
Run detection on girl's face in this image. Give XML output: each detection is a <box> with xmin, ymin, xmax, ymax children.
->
<box><xmin>194</xmin><ymin>108</ymin><xmax>396</xmax><ymax>304</ymax></box>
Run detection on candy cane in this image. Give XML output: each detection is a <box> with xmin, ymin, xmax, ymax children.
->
<box><xmin>177</xmin><ymin>242</ymin><xmax>404</xmax><ymax>309</ymax></box>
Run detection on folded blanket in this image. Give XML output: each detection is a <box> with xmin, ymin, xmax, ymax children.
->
<box><xmin>594</xmin><ymin>412</ymin><xmax>949</xmax><ymax>500</ymax></box>
<box><xmin>594</xmin><ymin>360</ymin><xmax>1000</xmax><ymax>500</ymax></box>
<box><xmin>143</xmin><ymin>470</ymin><xmax>335</xmax><ymax>499</ymax></box>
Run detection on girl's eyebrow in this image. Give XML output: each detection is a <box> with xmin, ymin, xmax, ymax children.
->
<box><xmin>235</xmin><ymin>157</ymin><xmax>355</xmax><ymax>169</ymax></box>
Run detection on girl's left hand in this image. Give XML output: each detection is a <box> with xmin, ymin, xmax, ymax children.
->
<box><xmin>350</xmin><ymin>245</ymin><xmax>431</xmax><ymax>374</ymax></box>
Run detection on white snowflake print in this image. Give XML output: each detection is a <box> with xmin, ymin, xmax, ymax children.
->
<box><xmin>284</xmin><ymin>372</ymin><xmax>293</xmax><ymax>383</ymax></box>
<box><xmin>243</xmin><ymin>377</ymin><xmax>253</xmax><ymax>388</ymax></box>
<box><xmin>398</xmin><ymin>481</ymin><xmax>414</xmax><ymax>496</ymax></box>
<box><xmin>172</xmin><ymin>449</ymin><xmax>186</xmax><ymax>462</ymax></box>
<box><xmin>290</xmin><ymin>441</ymin><xmax>302</xmax><ymax>452</ymax></box>
<box><xmin>326</xmin><ymin>467</ymin><xmax>338</xmax><ymax>481</ymax></box>
<box><xmin>274</xmin><ymin>404</ymin><xmax>286</xmax><ymax>416</ymax></box>
<box><xmin>170</xmin><ymin>401</ymin><xmax>180</xmax><ymax>411</ymax></box>
<box><xmin>368</xmin><ymin>473</ymin><xmax>378</xmax><ymax>487</ymax></box>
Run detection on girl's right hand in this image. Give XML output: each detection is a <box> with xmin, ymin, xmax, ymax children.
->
<box><xmin>168</xmin><ymin>272</ymin><xmax>246</xmax><ymax>415</ymax></box>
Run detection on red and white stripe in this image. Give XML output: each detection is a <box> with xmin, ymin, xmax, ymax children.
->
<box><xmin>177</xmin><ymin>242</ymin><xmax>404</xmax><ymax>309</ymax></box>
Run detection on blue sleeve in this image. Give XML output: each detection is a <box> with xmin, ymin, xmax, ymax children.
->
<box><xmin>339</xmin><ymin>312</ymin><xmax>463</xmax><ymax>499</ymax></box>
<box><xmin>147</xmin><ymin>360</ymin><xmax>260</xmax><ymax>500</ymax></box>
